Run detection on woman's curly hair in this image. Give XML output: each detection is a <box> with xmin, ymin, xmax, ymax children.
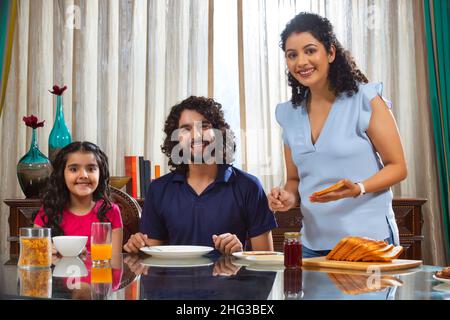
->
<box><xmin>34</xmin><ymin>141</ymin><xmax>112</xmax><ymax>236</ymax></box>
<box><xmin>280</xmin><ymin>12</ymin><xmax>368</xmax><ymax>107</ymax></box>
<box><xmin>161</xmin><ymin>96</ymin><xmax>236</xmax><ymax>174</ymax></box>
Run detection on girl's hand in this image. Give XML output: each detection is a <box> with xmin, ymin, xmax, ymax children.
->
<box><xmin>309</xmin><ymin>179</ymin><xmax>361</xmax><ymax>203</ymax></box>
<box><xmin>268</xmin><ymin>187</ymin><xmax>296</xmax><ymax>212</ymax></box>
<box><xmin>52</xmin><ymin>243</ymin><xmax>58</xmax><ymax>255</ymax></box>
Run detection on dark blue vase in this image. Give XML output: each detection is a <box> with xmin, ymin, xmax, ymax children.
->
<box><xmin>17</xmin><ymin>128</ymin><xmax>52</xmax><ymax>198</ymax></box>
<box><xmin>48</xmin><ymin>95</ymin><xmax>72</xmax><ymax>162</ymax></box>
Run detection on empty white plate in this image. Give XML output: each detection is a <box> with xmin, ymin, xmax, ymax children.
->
<box><xmin>433</xmin><ymin>274</ymin><xmax>450</xmax><ymax>284</ymax></box>
<box><xmin>140</xmin><ymin>245</ymin><xmax>214</xmax><ymax>259</ymax></box>
<box><xmin>140</xmin><ymin>256</ymin><xmax>214</xmax><ymax>268</ymax></box>
<box><xmin>232</xmin><ymin>251</ymin><xmax>283</xmax><ymax>260</ymax></box>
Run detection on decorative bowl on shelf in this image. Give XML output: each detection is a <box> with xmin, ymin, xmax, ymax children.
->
<box><xmin>109</xmin><ymin>176</ymin><xmax>131</xmax><ymax>190</ymax></box>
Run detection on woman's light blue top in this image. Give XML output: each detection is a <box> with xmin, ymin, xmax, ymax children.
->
<box><xmin>275</xmin><ymin>82</ymin><xmax>400</xmax><ymax>250</ymax></box>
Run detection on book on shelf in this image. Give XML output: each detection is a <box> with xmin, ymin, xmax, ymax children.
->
<box><xmin>124</xmin><ymin>156</ymin><xmax>138</xmax><ymax>198</ymax></box>
<box><xmin>143</xmin><ymin>160</ymin><xmax>151</xmax><ymax>198</ymax></box>
<box><xmin>125</xmin><ymin>155</ymin><xmax>155</xmax><ymax>199</ymax></box>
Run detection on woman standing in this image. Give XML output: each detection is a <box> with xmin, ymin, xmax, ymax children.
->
<box><xmin>268</xmin><ymin>12</ymin><xmax>407</xmax><ymax>258</ymax></box>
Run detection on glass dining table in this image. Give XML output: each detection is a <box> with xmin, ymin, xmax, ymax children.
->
<box><xmin>1</xmin><ymin>253</ymin><xmax>449</xmax><ymax>301</ymax></box>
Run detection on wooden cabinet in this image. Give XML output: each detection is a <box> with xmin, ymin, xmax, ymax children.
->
<box><xmin>272</xmin><ymin>198</ymin><xmax>426</xmax><ymax>260</ymax></box>
<box><xmin>4</xmin><ymin>199</ymin><xmax>40</xmax><ymax>255</ymax></box>
<box><xmin>4</xmin><ymin>198</ymin><xmax>426</xmax><ymax>260</ymax></box>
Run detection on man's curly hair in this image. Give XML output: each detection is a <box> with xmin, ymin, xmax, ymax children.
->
<box><xmin>161</xmin><ymin>96</ymin><xmax>236</xmax><ymax>173</ymax></box>
<box><xmin>280</xmin><ymin>12</ymin><xmax>368</xmax><ymax>107</ymax></box>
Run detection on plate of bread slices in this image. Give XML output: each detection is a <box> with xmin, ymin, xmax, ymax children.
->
<box><xmin>303</xmin><ymin>236</ymin><xmax>422</xmax><ymax>271</ymax></box>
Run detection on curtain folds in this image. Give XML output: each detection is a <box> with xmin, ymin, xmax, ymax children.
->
<box><xmin>0</xmin><ymin>0</ymin><xmax>17</xmax><ymax>116</ymax></box>
<box><xmin>0</xmin><ymin>0</ymin><xmax>208</xmax><ymax>255</ymax></box>
<box><xmin>0</xmin><ymin>0</ymin><xmax>445</xmax><ymax>265</ymax></box>
<box><xmin>424</xmin><ymin>0</ymin><xmax>450</xmax><ymax>263</ymax></box>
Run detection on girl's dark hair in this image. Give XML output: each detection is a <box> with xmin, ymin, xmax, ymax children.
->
<box><xmin>161</xmin><ymin>96</ymin><xmax>236</xmax><ymax>174</ymax></box>
<box><xmin>280</xmin><ymin>12</ymin><xmax>368</xmax><ymax>107</ymax></box>
<box><xmin>36</xmin><ymin>141</ymin><xmax>112</xmax><ymax>236</ymax></box>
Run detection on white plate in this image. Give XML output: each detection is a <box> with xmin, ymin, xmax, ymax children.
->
<box><xmin>52</xmin><ymin>257</ymin><xmax>88</xmax><ymax>278</ymax></box>
<box><xmin>140</xmin><ymin>245</ymin><xmax>214</xmax><ymax>259</ymax></box>
<box><xmin>232</xmin><ymin>251</ymin><xmax>283</xmax><ymax>260</ymax></box>
<box><xmin>246</xmin><ymin>255</ymin><xmax>284</xmax><ymax>265</ymax></box>
<box><xmin>433</xmin><ymin>274</ymin><xmax>450</xmax><ymax>284</ymax></box>
<box><xmin>140</xmin><ymin>256</ymin><xmax>214</xmax><ymax>268</ymax></box>
<box><xmin>231</xmin><ymin>259</ymin><xmax>251</xmax><ymax>267</ymax></box>
<box><xmin>246</xmin><ymin>264</ymin><xmax>285</xmax><ymax>272</ymax></box>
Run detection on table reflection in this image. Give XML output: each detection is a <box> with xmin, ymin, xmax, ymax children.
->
<box><xmin>1</xmin><ymin>254</ymin><xmax>449</xmax><ymax>300</ymax></box>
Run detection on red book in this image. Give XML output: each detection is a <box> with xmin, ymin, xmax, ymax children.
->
<box><xmin>125</xmin><ymin>156</ymin><xmax>138</xmax><ymax>198</ymax></box>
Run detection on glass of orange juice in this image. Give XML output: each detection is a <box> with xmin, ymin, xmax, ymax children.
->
<box><xmin>91</xmin><ymin>222</ymin><xmax>112</xmax><ymax>266</ymax></box>
<box><xmin>91</xmin><ymin>264</ymin><xmax>112</xmax><ymax>300</ymax></box>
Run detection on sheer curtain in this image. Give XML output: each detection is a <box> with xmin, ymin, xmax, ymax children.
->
<box><xmin>232</xmin><ymin>0</ymin><xmax>444</xmax><ymax>265</ymax></box>
<box><xmin>0</xmin><ymin>0</ymin><xmax>208</xmax><ymax>255</ymax></box>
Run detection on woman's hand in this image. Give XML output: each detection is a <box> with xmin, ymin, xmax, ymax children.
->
<box><xmin>212</xmin><ymin>233</ymin><xmax>243</xmax><ymax>255</ymax></box>
<box><xmin>309</xmin><ymin>179</ymin><xmax>360</xmax><ymax>203</ymax></box>
<box><xmin>268</xmin><ymin>187</ymin><xmax>296</xmax><ymax>212</ymax></box>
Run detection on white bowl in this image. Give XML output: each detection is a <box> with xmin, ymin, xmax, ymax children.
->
<box><xmin>52</xmin><ymin>236</ymin><xmax>88</xmax><ymax>257</ymax></box>
<box><xmin>53</xmin><ymin>257</ymin><xmax>88</xmax><ymax>278</ymax></box>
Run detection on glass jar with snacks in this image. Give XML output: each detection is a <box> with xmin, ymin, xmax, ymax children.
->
<box><xmin>17</xmin><ymin>228</ymin><xmax>52</xmax><ymax>269</ymax></box>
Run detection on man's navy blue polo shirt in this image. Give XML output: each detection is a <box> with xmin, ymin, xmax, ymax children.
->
<box><xmin>140</xmin><ymin>164</ymin><xmax>277</xmax><ymax>248</ymax></box>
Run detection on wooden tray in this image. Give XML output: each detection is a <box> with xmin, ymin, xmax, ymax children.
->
<box><xmin>302</xmin><ymin>256</ymin><xmax>422</xmax><ymax>272</ymax></box>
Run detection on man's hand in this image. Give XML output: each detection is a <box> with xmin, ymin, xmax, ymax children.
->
<box><xmin>213</xmin><ymin>256</ymin><xmax>241</xmax><ymax>276</ymax></box>
<box><xmin>123</xmin><ymin>233</ymin><xmax>152</xmax><ymax>253</ymax></box>
<box><xmin>212</xmin><ymin>233</ymin><xmax>243</xmax><ymax>255</ymax></box>
<box><xmin>123</xmin><ymin>254</ymin><xmax>149</xmax><ymax>276</ymax></box>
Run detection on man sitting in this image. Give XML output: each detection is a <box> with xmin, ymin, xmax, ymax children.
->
<box><xmin>123</xmin><ymin>96</ymin><xmax>277</xmax><ymax>255</ymax></box>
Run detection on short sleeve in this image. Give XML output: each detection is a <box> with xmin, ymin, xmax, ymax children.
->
<box><xmin>34</xmin><ymin>206</ymin><xmax>47</xmax><ymax>226</ymax></box>
<box><xmin>244</xmin><ymin>177</ymin><xmax>278</xmax><ymax>238</ymax></box>
<box><xmin>107</xmin><ymin>203</ymin><xmax>123</xmax><ymax>230</ymax></box>
<box><xmin>358</xmin><ymin>82</ymin><xmax>392</xmax><ymax>134</ymax></box>
<box><xmin>275</xmin><ymin>102</ymin><xmax>290</xmax><ymax>147</ymax></box>
<box><xmin>139</xmin><ymin>184</ymin><xmax>168</xmax><ymax>240</ymax></box>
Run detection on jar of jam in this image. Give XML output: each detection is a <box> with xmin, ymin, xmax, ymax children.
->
<box><xmin>284</xmin><ymin>232</ymin><xmax>302</xmax><ymax>268</ymax></box>
<box><xmin>284</xmin><ymin>267</ymin><xmax>303</xmax><ymax>299</ymax></box>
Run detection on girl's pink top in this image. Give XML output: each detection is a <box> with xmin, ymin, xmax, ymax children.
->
<box><xmin>34</xmin><ymin>200</ymin><xmax>123</xmax><ymax>252</ymax></box>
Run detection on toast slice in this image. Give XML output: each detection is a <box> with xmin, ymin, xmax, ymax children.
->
<box><xmin>312</xmin><ymin>180</ymin><xmax>345</xmax><ymax>197</ymax></box>
<box><xmin>361</xmin><ymin>246</ymin><xmax>403</xmax><ymax>262</ymax></box>
<box><xmin>326</xmin><ymin>237</ymin><xmax>361</xmax><ymax>260</ymax></box>
<box><xmin>326</xmin><ymin>237</ymin><xmax>352</xmax><ymax>260</ymax></box>
<box><xmin>346</xmin><ymin>240</ymin><xmax>390</xmax><ymax>262</ymax></box>
<box><xmin>337</xmin><ymin>237</ymin><xmax>368</xmax><ymax>261</ymax></box>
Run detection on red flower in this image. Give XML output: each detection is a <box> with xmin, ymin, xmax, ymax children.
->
<box><xmin>23</xmin><ymin>115</ymin><xmax>45</xmax><ymax>129</ymax></box>
<box><xmin>49</xmin><ymin>85</ymin><xmax>67</xmax><ymax>96</ymax></box>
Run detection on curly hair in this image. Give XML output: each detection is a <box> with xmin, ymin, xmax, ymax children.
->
<box><xmin>34</xmin><ymin>141</ymin><xmax>112</xmax><ymax>236</ymax></box>
<box><xmin>280</xmin><ymin>12</ymin><xmax>368</xmax><ymax>107</ymax></box>
<box><xmin>161</xmin><ymin>96</ymin><xmax>236</xmax><ymax>173</ymax></box>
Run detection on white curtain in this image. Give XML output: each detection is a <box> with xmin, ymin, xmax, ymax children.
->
<box><xmin>0</xmin><ymin>0</ymin><xmax>445</xmax><ymax>265</ymax></box>
<box><xmin>0</xmin><ymin>0</ymin><xmax>208</xmax><ymax>255</ymax></box>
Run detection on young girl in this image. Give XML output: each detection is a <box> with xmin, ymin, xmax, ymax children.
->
<box><xmin>34</xmin><ymin>141</ymin><xmax>123</xmax><ymax>256</ymax></box>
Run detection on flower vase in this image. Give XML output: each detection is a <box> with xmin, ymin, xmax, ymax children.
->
<box><xmin>48</xmin><ymin>95</ymin><xmax>71</xmax><ymax>162</ymax></box>
<box><xmin>17</xmin><ymin>128</ymin><xmax>52</xmax><ymax>198</ymax></box>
